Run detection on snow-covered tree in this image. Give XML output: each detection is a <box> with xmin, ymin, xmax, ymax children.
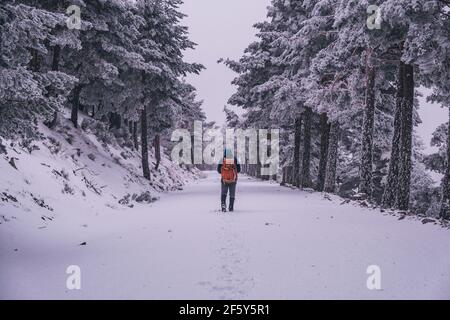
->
<box><xmin>1</xmin><ymin>0</ymin><xmax>205</xmax><ymax>183</ymax></box>
<box><xmin>0</xmin><ymin>1</ymin><xmax>79</xmax><ymax>137</ymax></box>
<box><xmin>224</xmin><ymin>0</ymin><xmax>448</xmax><ymax>218</ymax></box>
<box><xmin>135</xmin><ymin>0</ymin><xmax>203</xmax><ymax>179</ymax></box>
<box><xmin>223</xmin><ymin>105</ymin><xmax>240</xmax><ymax>128</ymax></box>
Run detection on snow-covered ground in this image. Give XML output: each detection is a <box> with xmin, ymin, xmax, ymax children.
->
<box><xmin>0</xmin><ymin>118</ymin><xmax>201</xmax><ymax>225</ymax></box>
<box><xmin>1</xmin><ymin>166</ymin><xmax>450</xmax><ymax>299</ymax></box>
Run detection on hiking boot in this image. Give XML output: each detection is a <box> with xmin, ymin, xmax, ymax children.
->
<box><xmin>221</xmin><ymin>195</ymin><xmax>227</xmax><ymax>212</ymax></box>
<box><xmin>229</xmin><ymin>198</ymin><xmax>235</xmax><ymax>212</ymax></box>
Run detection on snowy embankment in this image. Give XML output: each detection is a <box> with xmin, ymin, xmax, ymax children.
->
<box><xmin>0</xmin><ymin>119</ymin><xmax>202</xmax><ymax>222</ymax></box>
<box><xmin>0</xmin><ymin>118</ymin><xmax>202</xmax><ymax>294</ymax></box>
<box><xmin>1</xmin><ymin>161</ymin><xmax>450</xmax><ymax>299</ymax></box>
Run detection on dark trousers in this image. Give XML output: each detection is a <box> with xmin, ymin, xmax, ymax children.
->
<box><xmin>221</xmin><ymin>182</ymin><xmax>237</xmax><ymax>200</ymax></box>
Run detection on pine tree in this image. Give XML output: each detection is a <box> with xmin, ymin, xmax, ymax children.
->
<box><xmin>63</xmin><ymin>0</ymin><xmax>146</xmax><ymax>128</ymax></box>
<box><xmin>286</xmin><ymin>0</ymin><xmax>338</xmax><ymax>188</ymax></box>
<box><xmin>223</xmin><ymin>0</ymin><xmax>448</xmax><ymax>217</ymax></box>
<box><xmin>0</xmin><ymin>1</ymin><xmax>78</xmax><ymax>137</ymax></box>
<box><xmin>135</xmin><ymin>0</ymin><xmax>203</xmax><ymax>179</ymax></box>
<box><xmin>399</xmin><ymin>0</ymin><xmax>450</xmax><ymax>217</ymax></box>
<box><xmin>378</xmin><ymin>0</ymin><xmax>450</xmax><ymax>212</ymax></box>
<box><xmin>224</xmin><ymin>106</ymin><xmax>239</xmax><ymax>128</ymax></box>
<box><xmin>424</xmin><ymin>122</ymin><xmax>448</xmax><ymax>175</ymax></box>
<box><xmin>223</xmin><ymin>0</ymin><xmax>309</xmax><ymax>180</ymax></box>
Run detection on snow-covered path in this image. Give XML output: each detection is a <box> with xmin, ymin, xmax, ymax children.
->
<box><xmin>1</xmin><ymin>171</ymin><xmax>450</xmax><ymax>299</ymax></box>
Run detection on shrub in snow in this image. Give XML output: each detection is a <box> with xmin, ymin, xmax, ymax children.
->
<box><xmin>62</xmin><ymin>182</ymin><xmax>74</xmax><ymax>195</ymax></box>
<box><xmin>118</xmin><ymin>194</ymin><xmax>131</xmax><ymax>206</ymax></box>
<box><xmin>133</xmin><ymin>192</ymin><xmax>158</xmax><ymax>204</ymax></box>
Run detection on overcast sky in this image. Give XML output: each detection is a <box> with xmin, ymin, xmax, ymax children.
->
<box><xmin>181</xmin><ymin>0</ymin><xmax>270</xmax><ymax>125</ymax></box>
<box><xmin>180</xmin><ymin>0</ymin><xmax>447</xmax><ymax>155</ymax></box>
<box><xmin>416</xmin><ymin>88</ymin><xmax>448</xmax><ymax>154</ymax></box>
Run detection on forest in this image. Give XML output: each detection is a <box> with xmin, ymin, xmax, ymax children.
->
<box><xmin>1</xmin><ymin>0</ymin><xmax>449</xmax><ymax>219</ymax></box>
<box><xmin>1</xmin><ymin>0</ymin><xmax>450</xmax><ymax>301</ymax></box>
<box><xmin>0</xmin><ymin>0</ymin><xmax>207</xmax><ymax>179</ymax></box>
<box><xmin>222</xmin><ymin>0</ymin><xmax>450</xmax><ymax>219</ymax></box>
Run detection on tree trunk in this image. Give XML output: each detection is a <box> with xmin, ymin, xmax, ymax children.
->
<box><xmin>191</xmin><ymin>134</ymin><xmax>195</xmax><ymax>166</ymax></box>
<box><xmin>141</xmin><ymin>105</ymin><xmax>150</xmax><ymax>180</ymax></box>
<box><xmin>324</xmin><ymin>121</ymin><xmax>340</xmax><ymax>193</ymax></box>
<box><xmin>46</xmin><ymin>45</ymin><xmax>61</xmax><ymax>129</ymax></box>
<box><xmin>154</xmin><ymin>134</ymin><xmax>161</xmax><ymax>170</ymax></box>
<box><xmin>256</xmin><ymin>133</ymin><xmax>261</xmax><ymax>179</ymax></box>
<box><xmin>52</xmin><ymin>45</ymin><xmax>61</xmax><ymax>71</ymax></box>
<box><xmin>116</xmin><ymin>114</ymin><xmax>122</xmax><ymax>129</ymax></box>
<box><xmin>287</xmin><ymin>166</ymin><xmax>293</xmax><ymax>185</ymax></box>
<box><xmin>128</xmin><ymin>120</ymin><xmax>133</xmax><ymax>134</ymax></box>
<box><xmin>301</xmin><ymin>107</ymin><xmax>312</xmax><ymax>188</ymax></box>
<box><xmin>396</xmin><ymin>63</ymin><xmax>414</xmax><ymax>211</ymax></box>
<box><xmin>133</xmin><ymin>121</ymin><xmax>139</xmax><ymax>151</ymax></box>
<box><xmin>281</xmin><ymin>167</ymin><xmax>287</xmax><ymax>186</ymax></box>
<box><xmin>359</xmin><ymin>62</ymin><xmax>376</xmax><ymax>198</ymax></box>
<box><xmin>317</xmin><ymin>113</ymin><xmax>330</xmax><ymax>191</ymax></box>
<box><xmin>382</xmin><ymin>62</ymin><xmax>404</xmax><ymax>208</ymax></box>
<box><xmin>293</xmin><ymin>116</ymin><xmax>302</xmax><ymax>187</ymax></box>
<box><xmin>262</xmin><ymin>132</ymin><xmax>272</xmax><ymax>181</ymax></box>
<box><xmin>440</xmin><ymin>110</ymin><xmax>450</xmax><ymax>219</ymax></box>
<box><xmin>30</xmin><ymin>48</ymin><xmax>40</xmax><ymax>72</ymax></box>
<box><xmin>109</xmin><ymin>112</ymin><xmax>122</xmax><ymax>130</ymax></box>
<box><xmin>71</xmin><ymin>85</ymin><xmax>82</xmax><ymax>128</ymax></box>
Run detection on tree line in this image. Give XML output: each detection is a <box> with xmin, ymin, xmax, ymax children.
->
<box><xmin>0</xmin><ymin>0</ymin><xmax>206</xmax><ymax>179</ymax></box>
<box><xmin>223</xmin><ymin>0</ymin><xmax>450</xmax><ymax>219</ymax></box>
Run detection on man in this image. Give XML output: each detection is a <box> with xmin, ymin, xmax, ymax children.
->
<box><xmin>217</xmin><ymin>148</ymin><xmax>241</xmax><ymax>212</ymax></box>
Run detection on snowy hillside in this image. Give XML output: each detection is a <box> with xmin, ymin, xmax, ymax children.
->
<box><xmin>0</xmin><ymin>118</ymin><xmax>202</xmax><ymax>229</ymax></box>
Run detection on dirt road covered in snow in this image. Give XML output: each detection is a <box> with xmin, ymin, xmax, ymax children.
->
<box><xmin>1</xmin><ymin>171</ymin><xmax>450</xmax><ymax>299</ymax></box>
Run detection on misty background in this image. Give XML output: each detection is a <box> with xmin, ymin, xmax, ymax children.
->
<box><xmin>180</xmin><ymin>0</ymin><xmax>447</xmax><ymax>155</ymax></box>
<box><xmin>181</xmin><ymin>0</ymin><xmax>269</xmax><ymax>124</ymax></box>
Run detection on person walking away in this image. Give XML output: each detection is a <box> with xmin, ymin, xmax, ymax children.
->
<box><xmin>217</xmin><ymin>149</ymin><xmax>241</xmax><ymax>212</ymax></box>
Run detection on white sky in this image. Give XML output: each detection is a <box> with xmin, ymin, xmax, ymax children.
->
<box><xmin>180</xmin><ymin>1</ymin><xmax>447</xmax><ymax>154</ymax></box>
<box><xmin>181</xmin><ymin>0</ymin><xmax>270</xmax><ymax>125</ymax></box>
<box><xmin>417</xmin><ymin>88</ymin><xmax>448</xmax><ymax>154</ymax></box>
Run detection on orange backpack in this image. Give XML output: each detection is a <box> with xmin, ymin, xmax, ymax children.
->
<box><xmin>221</xmin><ymin>158</ymin><xmax>237</xmax><ymax>184</ymax></box>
